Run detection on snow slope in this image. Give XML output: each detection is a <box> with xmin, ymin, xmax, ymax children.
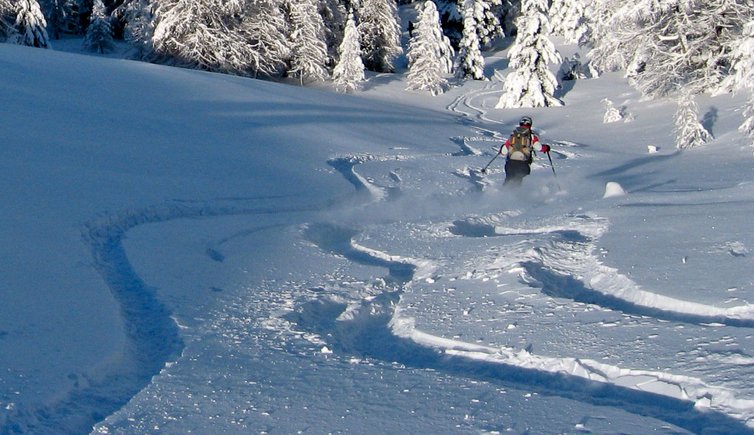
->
<box><xmin>2</xmin><ymin>34</ymin><xmax>754</xmax><ymax>434</ymax></box>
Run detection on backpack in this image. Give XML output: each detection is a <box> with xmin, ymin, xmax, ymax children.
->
<box><xmin>508</xmin><ymin>126</ymin><xmax>533</xmax><ymax>162</ymax></box>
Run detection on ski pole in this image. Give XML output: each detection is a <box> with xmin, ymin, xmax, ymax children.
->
<box><xmin>481</xmin><ymin>153</ymin><xmax>500</xmax><ymax>173</ymax></box>
<box><xmin>546</xmin><ymin>151</ymin><xmax>557</xmax><ymax>177</ymax></box>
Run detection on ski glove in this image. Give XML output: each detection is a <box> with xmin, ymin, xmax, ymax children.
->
<box><xmin>541</xmin><ymin>144</ymin><xmax>551</xmax><ymax>153</ymax></box>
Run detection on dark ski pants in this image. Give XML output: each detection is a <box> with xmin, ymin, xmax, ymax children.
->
<box><xmin>504</xmin><ymin>159</ymin><xmax>531</xmax><ymax>186</ymax></box>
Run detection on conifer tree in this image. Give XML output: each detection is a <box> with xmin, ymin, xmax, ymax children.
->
<box><xmin>602</xmin><ymin>98</ymin><xmax>623</xmax><ymax>123</ymax></box>
<box><xmin>151</xmin><ymin>0</ymin><xmax>289</xmax><ymax>77</ymax></box>
<box><xmin>406</xmin><ymin>0</ymin><xmax>454</xmax><ymax>95</ymax></box>
<box><xmin>333</xmin><ymin>11</ymin><xmax>365</xmax><ymax>93</ymax></box>
<box><xmin>496</xmin><ymin>0</ymin><xmax>561</xmax><ymax>108</ymax></box>
<box><xmin>151</xmin><ymin>0</ymin><xmax>245</xmax><ymax>73</ymax></box>
<box><xmin>13</xmin><ymin>0</ymin><xmax>49</xmax><ymax>48</ymax></box>
<box><xmin>0</xmin><ymin>0</ymin><xmax>16</xmax><ymax>41</ymax></box>
<box><xmin>434</xmin><ymin>0</ymin><xmax>462</xmax><ymax>47</ymax></box>
<box><xmin>318</xmin><ymin>0</ymin><xmax>346</xmax><ymax>65</ymax></box>
<box><xmin>114</xmin><ymin>0</ymin><xmax>154</xmax><ymax>57</ymax></box>
<box><xmin>0</xmin><ymin>0</ymin><xmax>11</xmax><ymax>18</ymax></box>
<box><xmin>238</xmin><ymin>0</ymin><xmax>290</xmax><ymax>78</ymax></box>
<box><xmin>83</xmin><ymin>0</ymin><xmax>114</xmax><ymax>53</ymax></box>
<box><xmin>590</xmin><ymin>0</ymin><xmax>753</xmax><ymax>98</ymax></box>
<box><xmin>454</xmin><ymin>0</ymin><xmax>485</xmax><ymax>80</ymax></box>
<box><xmin>583</xmin><ymin>0</ymin><xmax>622</xmax><ymax>75</ymax></box>
<box><xmin>727</xmin><ymin>21</ymin><xmax>754</xmax><ymax>146</ymax></box>
<box><xmin>549</xmin><ymin>0</ymin><xmax>588</xmax><ymax>45</ymax></box>
<box><xmin>476</xmin><ymin>0</ymin><xmax>503</xmax><ymax>48</ymax></box>
<box><xmin>675</xmin><ymin>90</ymin><xmax>712</xmax><ymax>149</ymax></box>
<box><xmin>357</xmin><ymin>0</ymin><xmax>402</xmax><ymax>73</ymax></box>
<box><xmin>286</xmin><ymin>0</ymin><xmax>329</xmax><ymax>84</ymax></box>
<box><xmin>44</xmin><ymin>0</ymin><xmax>64</xmax><ymax>39</ymax></box>
<box><xmin>59</xmin><ymin>0</ymin><xmax>84</xmax><ymax>35</ymax></box>
<box><xmin>497</xmin><ymin>0</ymin><xmax>519</xmax><ymax>37</ymax></box>
<box><xmin>741</xmin><ymin>97</ymin><xmax>754</xmax><ymax>148</ymax></box>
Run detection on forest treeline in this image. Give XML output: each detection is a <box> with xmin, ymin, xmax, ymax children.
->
<box><xmin>3</xmin><ymin>0</ymin><xmax>754</xmax><ymax>148</ymax></box>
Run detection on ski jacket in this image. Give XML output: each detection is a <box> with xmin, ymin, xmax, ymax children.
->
<box><xmin>499</xmin><ymin>125</ymin><xmax>543</xmax><ymax>155</ymax></box>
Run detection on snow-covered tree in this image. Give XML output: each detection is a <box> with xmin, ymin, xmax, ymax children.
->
<box><xmin>724</xmin><ymin>21</ymin><xmax>754</xmax><ymax>93</ymax></box>
<box><xmin>58</xmin><ymin>0</ymin><xmax>85</xmax><ymax>35</ymax></box>
<box><xmin>498</xmin><ymin>0</ymin><xmax>520</xmax><ymax>38</ymax></box>
<box><xmin>548</xmin><ymin>0</ymin><xmax>588</xmax><ymax>45</ymax></box>
<box><xmin>332</xmin><ymin>11</ymin><xmax>365</xmax><ymax>93</ymax></box>
<box><xmin>0</xmin><ymin>0</ymin><xmax>11</xmax><ymax>17</ymax></box>
<box><xmin>434</xmin><ymin>0</ymin><xmax>462</xmax><ymax>47</ymax></box>
<box><xmin>151</xmin><ymin>0</ymin><xmax>289</xmax><ymax>78</ymax></box>
<box><xmin>237</xmin><ymin>0</ymin><xmax>290</xmax><ymax>78</ymax></box>
<box><xmin>0</xmin><ymin>0</ymin><xmax>16</xmax><ymax>41</ymax></box>
<box><xmin>286</xmin><ymin>0</ymin><xmax>329</xmax><ymax>84</ymax></box>
<box><xmin>406</xmin><ymin>0</ymin><xmax>454</xmax><ymax>95</ymax></box>
<box><xmin>495</xmin><ymin>0</ymin><xmax>562</xmax><ymax>108</ymax></box>
<box><xmin>44</xmin><ymin>0</ymin><xmax>64</xmax><ymax>39</ymax></box>
<box><xmin>741</xmin><ymin>97</ymin><xmax>754</xmax><ymax>147</ymax></box>
<box><xmin>39</xmin><ymin>0</ymin><xmax>86</xmax><ymax>36</ymax></box>
<box><xmin>557</xmin><ymin>53</ymin><xmax>591</xmax><ymax>83</ymax></box>
<box><xmin>13</xmin><ymin>0</ymin><xmax>49</xmax><ymax>47</ymax></box>
<box><xmin>675</xmin><ymin>90</ymin><xmax>712</xmax><ymax>149</ymax></box>
<box><xmin>318</xmin><ymin>0</ymin><xmax>346</xmax><ymax>66</ymax></box>
<box><xmin>454</xmin><ymin>0</ymin><xmax>486</xmax><ymax>80</ymax></box>
<box><xmin>83</xmin><ymin>0</ymin><xmax>114</xmax><ymax>53</ymax></box>
<box><xmin>114</xmin><ymin>0</ymin><xmax>154</xmax><ymax>57</ymax></box>
<box><xmin>475</xmin><ymin>0</ymin><xmax>503</xmax><ymax>47</ymax></box>
<box><xmin>356</xmin><ymin>0</ymin><xmax>402</xmax><ymax>72</ymax></box>
<box><xmin>151</xmin><ymin>0</ymin><xmax>246</xmax><ymax>73</ymax></box>
<box><xmin>582</xmin><ymin>0</ymin><xmax>621</xmax><ymax>72</ymax></box>
<box><xmin>724</xmin><ymin>20</ymin><xmax>754</xmax><ymax>146</ymax></box>
<box><xmin>590</xmin><ymin>0</ymin><xmax>754</xmax><ymax>98</ymax></box>
<box><xmin>602</xmin><ymin>98</ymin><xmax>623</xmax><ymax>123</ymax></box>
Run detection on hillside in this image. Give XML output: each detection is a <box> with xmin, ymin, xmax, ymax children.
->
<box><xmin>2</xmin><ymin>37</ymin><xmax>754</xmax><ymax>434</ymax></box>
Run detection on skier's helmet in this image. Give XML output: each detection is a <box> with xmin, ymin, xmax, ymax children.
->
<box><xmin>519</xmin><ymin>116</ymin><xmax>533</xmax><ymax>126</ymax></box>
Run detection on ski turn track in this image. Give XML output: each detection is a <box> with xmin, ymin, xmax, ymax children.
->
<box><xmin>295</xmin><ymin>153</ymin><xmax>754</xmax><ymax>433</ymax></box>
<box><xmin>17</xmin><ymin>149</ymin><xmax>753</xmax><ymax>432</ymax></box>
<box><xmin>447</xmin><ymin>71</ymin><xmax>507</xmax><ymax>126</ymax></box>
<box><xmin>300</xmin><ymin>220</ymin><xmax>754</xmax><ymax>433</ymax></box>
<box><xmin>2</xmin><ymin>197</ymin><xmax>324</xmax><ymax>434</ymax></box>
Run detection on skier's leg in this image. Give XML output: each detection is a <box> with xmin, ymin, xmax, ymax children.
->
<box><xmin>504</xmin><ymin>160</ymin><xmax>530</xmax><ymax>186</ymax></box>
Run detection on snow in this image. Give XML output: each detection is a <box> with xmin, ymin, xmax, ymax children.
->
<box><xmin>603</xmin><ymin>182</ymin><xmax>626</xmax><ymax>198</ymax></box>
<box><xmin>3</xmin><ymin>30</ymin><xmax>754</xmax><ymax>434</ymax></box>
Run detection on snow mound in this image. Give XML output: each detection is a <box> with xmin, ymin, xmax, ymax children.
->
<box><xmin>603</xmin><ymin>182</ymin><xmax>626</xmax><ymax>198</ymax></box>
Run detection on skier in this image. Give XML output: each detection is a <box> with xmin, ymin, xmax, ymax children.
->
<box><xmin>498</xmin><ymin>116</ymin><xmax>551</xmax><ymax>186</ymax></box>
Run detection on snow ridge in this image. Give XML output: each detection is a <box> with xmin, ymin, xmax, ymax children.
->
<box><xmin>523</xmin><ymin>216</ymin><xmax>754</xmax><ymax>326</ymax></box>
<box><xmin>328</xmin><ymin>155</ymin><xmax>389</xmax><ymax>201</ymax></box>
<box><xmin>298</xmin><ymin>219</ymin><xmax>754</xmax><ymax>433</ymax></box>
<box><xmin>3</xmin><ymin>197</ymin><xmax>327</xmax><ymax>434</ymax></box>
<box><xmin>296</xmin><ymin>157</ymin><xmax>754</xmax><ymax>432</ymax></box>
<box><xmin>450</xmin><ymin>213</ymin><xmax>754</xmax><ymax>326</ymax></box>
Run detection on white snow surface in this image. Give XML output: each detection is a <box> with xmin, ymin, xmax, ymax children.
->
<box><xmin>3</xmin><ymin>34</ymin><xmax>754</xmax><ymax>435</ymax></box>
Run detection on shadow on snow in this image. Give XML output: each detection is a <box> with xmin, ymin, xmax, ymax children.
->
<box><xmin>286</xmin><ymin>293</ymin><xmax>753</xmax><ymax>435</ymax></box>
<box><xmin>298</xmin><ymin>221</ymin><xmax>754</xmax><ymax>434</ymax></box>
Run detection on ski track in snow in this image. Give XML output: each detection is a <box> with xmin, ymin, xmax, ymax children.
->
<box><xmin>447</xmin><ymin>71</ymin><xmax>507</xmax><ymax>126</ymax></box>
<box><xmin>3</xmin><ymin>198</ymin><xmax>324</xmax><ymax>434</ymax></box>
<box><xmin>22</xmin><ymin>116</ymin><xmax>754</xmax><ymax>433</ymax></box>
<box><xmin>297</xmin><ymin>146</ymin><xmax>754</xmax><ymax>432</ymax></box>
<box><xmin>68</xmin><ymin>143</ymin><xmax>754</xmax><ymax>433</ymax></box>
<box><xmin>297</xmin><ymin>218</ymin><xmax>754</xmax><ymax>432</ymax></box>
<box><xmin>451</xmin><ymin>215</ymin><xmax>754</xmax><ymax>328</ymax></box>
